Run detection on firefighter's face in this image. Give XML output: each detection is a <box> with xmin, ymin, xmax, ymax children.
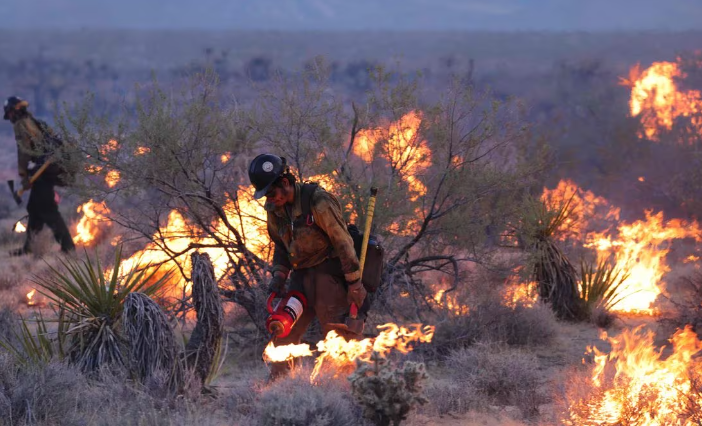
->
<box><xmin>266</xmin><ymin>178</ymin><xmax>292</xmax><ymax>208</ymax></box>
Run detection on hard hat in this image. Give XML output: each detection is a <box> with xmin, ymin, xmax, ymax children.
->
<box><xmin>3</xmin><ymin>96</ymin><xmax>29</xmax><ymax>120</ymax></box>
<box><xmin>248</xmin><ymin>154</ymin><xmax>286</xmax><ymax>199</ymax></box>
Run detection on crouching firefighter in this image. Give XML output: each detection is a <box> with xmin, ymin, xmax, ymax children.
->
<box><xmin>4</xmin><ymin>96</ymin><xmax>75</xmax><ymax>256</ymax></box>
<box><xmin>250</xmin><ymin>153</ymin><xmax>371</xmax><ymax>378</ymax></box>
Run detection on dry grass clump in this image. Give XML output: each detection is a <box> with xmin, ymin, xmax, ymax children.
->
<box><xmin>446</xmin><ymin>342</ymin><xmax>544</xmax><ymax>419</ymax></box>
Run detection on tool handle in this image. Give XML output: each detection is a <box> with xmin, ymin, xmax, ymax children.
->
<box><xmin>17</xmin><ymin>160</ymin><xmax>53</xmax><ymax>197</ymax></box>
<box><xmin>266</xmin><ymin>292</ymin><xmax>277</xmax><ymax>314</ymax></box>
<box><xmin>359</xmin><ymin>187</ymin><xmax>378</xmax><ymax>276</ymax></box>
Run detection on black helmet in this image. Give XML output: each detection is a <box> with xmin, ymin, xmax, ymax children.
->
<box><xmin>249</xmin><ymin>154</ymin><xmax>286</xmax><ymax>199</ymax></box>
<box><xmin>3</xmin><ymin>96</ymin><xmax>28</xmax><ymax>120</ymax></box>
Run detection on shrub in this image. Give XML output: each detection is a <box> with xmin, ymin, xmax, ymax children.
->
<box><xmin>446</xmin><ymin>342</ymin><xmax>544</xmax><ymax>418</ymax></box>
<box><xmin>255</xmin><ymin>369</ymin><xmax>365</xmax><ymax>426</ymax></box>
<box><xmin>432</xmin><ymin>298</ymin><xmax>558</xmax><ymax>354</ymax></box>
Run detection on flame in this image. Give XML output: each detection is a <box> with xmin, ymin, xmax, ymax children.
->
<box><xmin>541</xmin><ymin>179</ymin><xmax>619</xmax><ymax>241</ymax></box>
<box><xmin>14</xmin><ymin>221</ymin><xmax>26</xmax><ymax>233</ymax></box>
<box><xmin>586</xmin><ymin>211</ymin><xmax>702</xmax><ymax>313</ymax></box>
<box><xmin>627</xmin><ymin>60</ymin><xmax>702</xmax><ymax>140</ymax></box>
<box><xmin>263</xmin><ymin>323</ymin><xmax>435</xmax><ymax>382</ymax></box>
<box><xmin>220</xmin><ymin>153</ymin><xmax>231</xmax><ymax>163</ymax></box>
<box><xmin>503</xmin><ymin>281</ymin><xmax>538</xmax><ymax>308</ymax></box>
<box><xmin>116</xmin><ymin>186</ymin><xmax>269</xmax><ymax>297</ymax></box>
<box><xmin>432</xmin><ymin>289</ymin><xmax>469</xmax><ymax>315</ymax></box>
<box><xmin>352</xmin><ymin>111</ymin><xmax>430</xmax><ymax>201</ymax></box>
<box><xmin>540</xmin><ymin>180</ymin><xmax>702</xmax><ymax>313</ymax></box>
<box><xmin>263</xmin><ymin>342</ymin><xmax>314</xmax><ymax>363</ymax></box>
<box><xmin>105</xmin><ymin>170</ymin><xmax>120</xmax><ymax>188</ymax></box>
<box><xmin>567</xmin><ymin>325</ymin><xmax>702</xmax><ymax>425</ymax></box>
<box><xmin>73</xmin><ymin>200</ymin><xmax>111</xmax><ymax>246</ymax></box>
<box><xmin>26</xmin><ymin>289</ymin><xmax>36</xmax><ymax>306</ymax></box>
<box><xmin>135</xmin><ymin>146</ymin><xmax>150</xmax><ymax>155</ymax></box>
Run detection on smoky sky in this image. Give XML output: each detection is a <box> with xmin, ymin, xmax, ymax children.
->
<box><xmin>3</xmin><ymin>0</ymin><xmax>702</xmax><ymax>31</ymax></box>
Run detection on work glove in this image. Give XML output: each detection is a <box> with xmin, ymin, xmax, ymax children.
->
<box><xmin>20</xmin><ymin>175</ymin><xmax>30</xmax><ymax>191</ymax></box>
<box><xmin>267</xmin><ymin>272</ymin><xmax>287</xmax><ymax>295</ymax></box>
<box><xmin>347</xmin><ymin>280</ymin><xmax>367</xmax><ymax>308</ymax></box>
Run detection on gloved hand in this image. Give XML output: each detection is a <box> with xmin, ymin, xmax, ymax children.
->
<box><xmin>347</xmin><ymin>280</ymin><xmax>367</xmax><ymax>308</ymax></box>
<box><xmin>267</xmin><ymin>272</ymin><xmax>287</xmax><ymax>295</ymax></box>
<box><xmin>20</xmin><ymin>175</ymin><xmax>31</xmax><ymax>191</ymax></box>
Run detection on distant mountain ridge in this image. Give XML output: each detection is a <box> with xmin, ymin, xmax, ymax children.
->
<box><xmin>4</xmin><ymin>0</ymin><xmax>702</xmax><ymax>31</ymax></box>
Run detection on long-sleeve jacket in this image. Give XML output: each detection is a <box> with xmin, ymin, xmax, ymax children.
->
<box><xmin>13</xmin><ymin>114</ymin><xmax>45</xmax><ymax>178</ymax></box>
<box><xmin>266</xmin><ymin>183</ymin><xmax>361</xmax><ymax>284</ymax></box>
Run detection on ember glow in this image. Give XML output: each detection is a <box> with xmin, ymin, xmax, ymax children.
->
<box><xmin>263</xmin><ymin>323</ymin><xmax>435</xmax><ymax>382</ymax></box>
<box><xmin>627</xmin><ymin>60</ymin><xmax>702</xmax><ymax>140</ymax></box>
<box><xmin>105</xmin><ymin>170</ymin><xmax>120</xmax><ymax>188</ymax></box>
<box><xmin>566</xmin><ymin>325</ymin><xmax>702</xmax><ymax>425</ymax></box>
<box><xmin>73</xmin><ymin>200</ymin><xmax>111</xmax><ymax>246</ymax></box>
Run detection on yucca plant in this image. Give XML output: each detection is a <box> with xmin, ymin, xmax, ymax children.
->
<box><xmin>579</xmin><ymin>259</ymin><xmax>634</xmax><ymax>314</ymax></box>
<box><xmin>520</xmin><ymin>194</ymin><xmax>586</xmax><ymax>320</ymax></box>
<box><xmin>35</xmin><ymin>247</ymin><xmax>173</xmax><ymax>372</ymax></box>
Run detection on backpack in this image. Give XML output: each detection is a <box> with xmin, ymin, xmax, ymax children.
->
<box><xmin>300</xmin><ymin>183</ymin><xmax>385</xmax><ymax>293</ymax></box>
<box><xmin>31</xmin><ymin>117</ymin><xmax>77</xmax><ymax>187</ymax></box>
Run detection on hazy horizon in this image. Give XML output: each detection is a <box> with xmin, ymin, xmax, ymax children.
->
<box><xmin>4</xmin><ymin>0</ymin><xmax>702</xmax><ymax>32</ymax></box>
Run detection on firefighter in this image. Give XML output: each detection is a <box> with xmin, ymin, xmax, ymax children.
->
<box><xmin>4</xmin><ymin>96</ymin><xmax>75</xmax><ymax>256</ymax></box>
<box><xmin>249</xmin><ymin>153</ymin><xmax>367</xmax><ymax>378</ymax></box>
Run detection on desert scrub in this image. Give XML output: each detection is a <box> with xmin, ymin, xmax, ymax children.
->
<box><xmin>349</xmin><ymin>352</ymin><xmax>429</xmax><ymax>426</ymax></box>
<box><xmin>446</xmin><ymin>342</ymin><xmax>544</xmax><ymax>418</ymax></box>
<box><xmin>254</xmin><ymin>368</ymin><xmax>365</xmax><ymax>426</ymax></box>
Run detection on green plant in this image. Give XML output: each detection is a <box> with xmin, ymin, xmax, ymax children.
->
<box><xmin>579</xmin><ymin>259</ymin><xmax>633</xmax><ymax>313</ymax></box>
<box><xmin>35</xmin><ymin>247</ymin><xmax>173</xmax><ymax>372</ymax></box>
<box><xmin>520</xmin><ymin>194</ymin><xmax>586</xmax><ymax>320</ymax></box>
<box><xmin>349</xmin><ymin>353</ymin><xmax>429</xmax><ymax>426</ymax></box>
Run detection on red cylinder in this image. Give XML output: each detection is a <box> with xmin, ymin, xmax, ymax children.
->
<box><xmin>266</xmin><ymin>291</ymin><xmax>307</xmax><ymax>339</ymax></box>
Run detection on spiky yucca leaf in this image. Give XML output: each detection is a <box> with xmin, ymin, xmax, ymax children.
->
<box><xmin>34</xmin><ymin>247</ymin><xmax>174</xmax><ymax>372</ymax></box>
<box><xmin>0</xmin><ymin>312</ymin><xmax>56</xmax><ymax>366</ymax></box>
<box><xmin>580</xmin><ymin>259</ymin><xmax>634</xmax><ymax>313</ymax></box>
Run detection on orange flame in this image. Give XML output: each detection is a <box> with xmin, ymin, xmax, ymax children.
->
<box><xmin>432</xmin><ymin>289</ymin><xmax>470</xmax><ymax>315</ymax></box>
<box><xmin>262</xmin><ymin>323</ymin><xmax>435</xmax><ymax>382</ymax></box>
<box><xmin>503</xmin><ymin>281</ymin><xmax>538</xmax><ymax>308</ymax></box>
<box><xmin>26</xmin><ymin>289</ymin><xmax>36</xmax><ymax>306</ymax></box>
<box><xmin>542</xmin><ymin>180</ymin><xmax>702</xmax><ymax>313</ymax></box>
<box><xmin>220</xmin><ymin>153</ymin><xmax>231</xmax><ymax>164</ymax></box>
<box><xmin>586</xmin><ymin>211</ymin><xmax>702</xmax><ymax>313</ymax></box>
<box><xmin>135</xmin><ymin>146</ymin><xmax>150</xmax><ymax>155</ymax></box>
<box><xmin>73</xmin><ymin>200</ymin><xmax>111</xmax><ymax>246</ymax></box>
<box><xmin>99</xmin><ymin>139</ymin><xmax>119</xmax><ymax>157</ymax></box>
<box><xmin>116</xmin><ymin>186</ymin><xmax>269</xmax><ymax>297</ymax></box>
<box><xmin>568</xmin><ymin>325</ymin><xmax>702</xmax><ymax>424</ymax></box>
<box><xmin>627</xmin><ymin>60</ymin><xmax>702</xmax><ymax>140</ymax></box>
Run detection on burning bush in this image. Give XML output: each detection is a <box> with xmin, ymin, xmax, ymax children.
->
<box><xmin>55</xmin><ymin>62</ymin><xmax>541</xmax><ymax>330</ymax></box>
